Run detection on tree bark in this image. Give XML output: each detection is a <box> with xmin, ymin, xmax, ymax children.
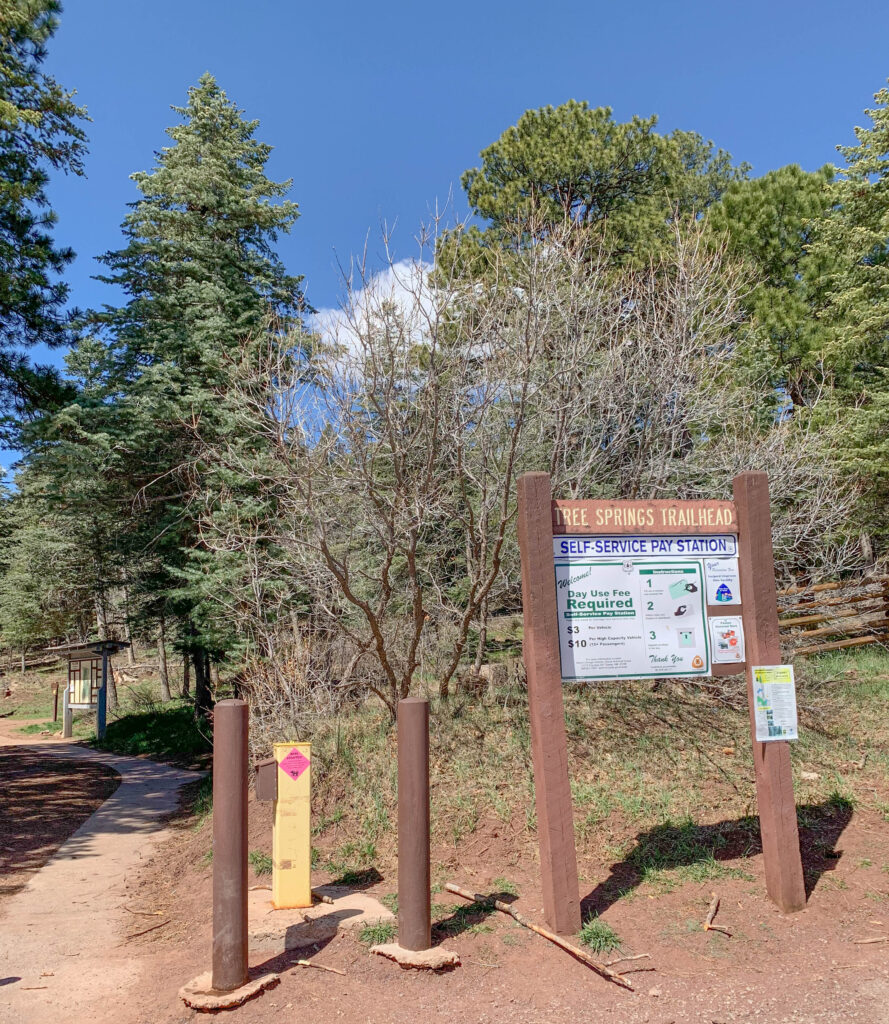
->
<box><xmin>158</xmin><ymin>613</ymin><xmax>171</xmax><ymax>702</ymax></box>
<box><xmin>106</xmin><ymin>658</ymin><xmax>119</xmax><ymax>711</ymax></box>
<box><xmin>182</xmin><ymin>655</ymin><xmax>191</xmax><ymax>698</ymax></box>
<box><xmin>194</xmin><ymin>649</ymin><xmax>213</xmax><ymax>718</ymax></box>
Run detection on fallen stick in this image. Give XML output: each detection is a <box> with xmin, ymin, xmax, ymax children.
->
<box><xmin>125</xmin><ymin>919</ymin><xmax>170</xmax><ymax>940</ymax></box>
<box><xmin>702</xmin><ymin>894</ymin><xmax>732</xmax><ymax>937</ymax></box>
<box><xmin>312</xmin><ymin>889</ymin><xmax>335</xmax><ymax>905</ymax></box>
<box><xmin>445</xmin><ymin>882</ymin><xmax>633</xmax><ymax>990</ymax></box>
<box><xmin>292</xmin><ymin>959</ymin><xmax>346</xmax><ymax>976</ymax></box>
<box><xmin>853</xmin><ymin>936</ymin><xmax>888</xmax><ymax>945</ymax></box>
<box><xmin>605</xmin><ymin>953</ymin><xmax>651</xmax><ymax>967</ymax></box>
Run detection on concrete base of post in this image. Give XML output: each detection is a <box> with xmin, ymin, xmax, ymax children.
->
<box><xmin>370</xmin><ymin>942</ymin><xmax>460</xmax><ymax>970</ymax></box>
<box><xmin>178</xmin><ymin>971</ymin><xmax>279</xmax><ymax>1012</ymax></box>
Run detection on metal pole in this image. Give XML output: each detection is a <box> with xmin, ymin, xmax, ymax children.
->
<box><xmin>212</xmin><ymin>699</ymin><xmax>249</xmax><ymax>992</ymax></box>
<box><xmin>397</xmin><ymin>697</ymin><xmax>431</xmax><ymax>951</ymax></box>
<box><xmin>52</xmin><ymin>683</ymin><xmax>59</xmax><ymax>723</ymax></box>
<box><xmin>62</xmin><ymin>685</ymin><xmax>72</xmax><ymax>739</ymax></box>
<box><xmin>96</xmin><ymin>652</ymin><xmax>108</xmax><ymax>741</ymax></box>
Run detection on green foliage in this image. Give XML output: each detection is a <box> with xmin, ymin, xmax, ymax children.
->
<box><xmin>707</xmin><ymin>164</ymin><xmax>836</xmax><ymax>405</ymax></box>
<box><xmin>579</xmin><ymin>915</ymin><xmax>621</xmax><ymax>954</ymax></box>
<box><xmin>358</xmin><ymin>920</ymin><xmax>396</xmax><ymax>945</ymax></box>
<box><xmin>248</xmin><ymin>849</ymin><xmax>272</xmax><ymax>876</ymax></box>
<box><xmin>92</xmin><ymin>701</ymin><xmax>211</xmax><ymax>763</ymax></box>
<box><xmin>441</xmin><ymin>99</ymin><xmax>745</xmax><ymax>273</ymax></box>
<box><xmin>0</xmin><ymin>2</ymin><xmax>87</xmax><ymax>429</ymax></box>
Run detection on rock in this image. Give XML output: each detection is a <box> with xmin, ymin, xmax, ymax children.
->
<box><xmin>799</xmin><ymin>771</ymin><xmax>820</xmax><ymax>781</ymax></box>
<box><xmin>648</xmin><ymin>986</ymin><xmax>662</xmax><ymax>997</ymax></box>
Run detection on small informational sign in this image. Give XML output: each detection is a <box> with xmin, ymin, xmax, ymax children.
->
<box><xmin>704</xmin><ymin>557</ymin><xmax>742</xmax><ymax>605</ymax></box>
<box><xmin>279</xmin><ymin>746</ymin><xmax>311</xmax><ymax>781</ymax></box>
<box><xmin>553</xmin><ymin>535</ymin><xmax>737</xmax><ymax>561</ymax></box>
<box><xmin>555</xmin><ymin>559</ymin><xmax>709</xmax><ymax>680</ymax></box>
<box><xmin>752</xmin><ymin>666</ymin><xmax>798</xmax><ymax>742</ymax></box>
<box><xmin>709</xmin><ymin>615</ymin><xmax>745</xmax><ymax>663</ymax></box>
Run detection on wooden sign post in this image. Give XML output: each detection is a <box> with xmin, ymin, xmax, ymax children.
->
<box><xmin>517</xmin><ymin>470</ymin><xmax>805</xmax><ymax>930</ymax></box>
<box><xmin>734</xmin><ymin>471</ymin><xmax>806</xmax><ymax>912</ymax></box>
<box><xmin>517</xmin><ymin>473</ymin><xmax>582</xmax><ymax>935</ymax></box>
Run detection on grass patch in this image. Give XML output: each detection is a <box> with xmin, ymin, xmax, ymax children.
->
<box><xmin>359</xmin><ymin>921</ymin><xmax>396</xmax><ymax>945</ymax></box>
<box><xmin>491</xmin><ymin>876</ymin><xmax>519</xmax><ymax>896</ymax></box>
<box><xmin>248</xmin><ymin>849</ymin><xmax>273</xmax><ymax>876</ymax></box>
<box><xmin>580</xmin><ymin>915</ymin><xmax>621</xmax><ymax>955</ymax></box>
<box><xmin>92</xmin><ymin>701</ymin><xmax>211</xmax><ymax>764</ymax></box>
<box><xmin>18</xmin><ymin>720</ymin><xmax>55</xmax><ymax>734</ymax></box>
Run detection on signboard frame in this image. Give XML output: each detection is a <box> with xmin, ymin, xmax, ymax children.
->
<box><xmin>517</xmin><ymin>472</ymin><xmax>805</xmax><ymax>934</ymax></box>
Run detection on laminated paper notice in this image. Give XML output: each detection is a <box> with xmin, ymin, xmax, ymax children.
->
<box><xmin>752</xmin><ymin>665</ymin><xmax>798</xmax><ymax>742</ymax></box>
<box><xmin>709</xmin><ymin>615</ymin><xmax>745</xmax><ymax>664</ymax></box>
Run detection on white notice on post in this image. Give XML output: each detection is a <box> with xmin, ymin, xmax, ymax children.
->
<box><xmin>554</xmin><ymin>559</ymin><xmax>710</xmax><ymax>681</ymax></box>
<box><xmin>751</xmin><ymin>665</ymin><xmax>798</xmax><ymax>742</ymax></box>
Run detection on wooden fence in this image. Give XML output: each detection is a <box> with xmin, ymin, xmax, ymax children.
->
<box><xmin>777</xmin><ymin>574</ymin><xmax>889</xmax><ymax>657</ymax></box>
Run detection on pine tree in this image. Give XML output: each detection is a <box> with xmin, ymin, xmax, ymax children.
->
<box><xmin>439</xmin><ymin>100</ymin><xmax>746</xmax><ymax>274</ymax></box>
<box><xmin>707</xmin><ymin>164</ymin><xmax>836</xmax><ymax>408</ymax></box>
<box><xmin>808</xmin><ymin>81</ymin><xmax>889</xmax><ymax>540</ymax></box>
<box><xmin>0</xmin><ymin>1</ymin><xmax>86</xmax><ymax>429</ymax></box>
<box><xmin>35</xmin><ymin>74</ymin><xmax>306</xmax><ymax>712</ymax></box>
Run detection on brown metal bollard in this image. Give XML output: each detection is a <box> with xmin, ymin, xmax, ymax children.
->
<box><xmin>212</xmin><ymin>699</ymin><xmax>249</xmax><ymax>991</ymax></box>
<box><xmin>397</xmin><ymin>697</ymin><xmax>431</xmax><ymax>951</ymax></box>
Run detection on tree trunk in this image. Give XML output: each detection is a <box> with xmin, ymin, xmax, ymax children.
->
<box><xmin>181</xmin><ymin>655</ymin><xmax>191</xmax><ymax>698</ymax></box>
<box><xmin>95</xmin><ymin>593</ymin><xmax>109</xmax><ymax>640</ymax></box>
<box><xmin>20</xmin><ymin>650</ymin><xmax>25</xmax><ymax>675</ymax></box>
<box><xmin>107</xmin><ymin>658</ymin><xmax>119</xmax><ymax>711</ymax></box>
<box><xmin>123</xmin><ymin>587</ymin><xmax>137</xmax><ymax>665</ymax></box>
<box><xmin>210</xmin><ymin>661</ymin><xmax>220</xmax><ymax>688</ymax></box>
<box><xmin>158</xmin><ymin>614</ymin><xmax>171</xmax><ymax>702</ymax></box>
<box><xmin>193</xmin><ymin>650</ymin><xmax>212</xmax><ymax>718</ymax></box>
<box><xmin>473</xmin><ymin>596</ymin><xmax>489</xmax><ymax>675</ymax></box>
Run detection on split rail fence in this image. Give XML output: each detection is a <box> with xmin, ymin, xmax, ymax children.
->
<box><xmin>778</xmin><ymin>574</ymin><xmax>889</xmax><ymax>657</ymax></box>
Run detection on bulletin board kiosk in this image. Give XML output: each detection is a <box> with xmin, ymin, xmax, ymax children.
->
<box><xmin>45</xmin><ymin>639</ymin><xmax>131</xmax><ymax>740</ymax></box>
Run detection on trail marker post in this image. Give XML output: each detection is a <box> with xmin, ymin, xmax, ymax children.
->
<box><xmin>517</xmin><ymin>470</ymin><xmax>805</xmax><ymax>927</ymax></box>
<box><xmin>397</xmin><ymin>697</ymin><xmax>432</xmax><ymax>951</ymax></box>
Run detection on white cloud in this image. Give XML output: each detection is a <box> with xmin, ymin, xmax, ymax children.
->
<box><xmin>309</xmin><ymin>259</ymin><xmax>436</xmax><ymax>355</ymax></box>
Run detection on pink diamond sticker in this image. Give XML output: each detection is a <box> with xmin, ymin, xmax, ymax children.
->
<box><xmin>279</xmin><ymin>747</ymin><xmax>310</xmax><ymax>781</ymax></box>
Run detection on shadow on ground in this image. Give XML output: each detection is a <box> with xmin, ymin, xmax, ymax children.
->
<box><xmin>0</xmin><ymin>746</ymin><xmax>121</xmax><ymax>892</ymax></box>
<box><xmin>581</xmin><ymin>798</ymin><xmax>854</xmax><ymax>916</ymax></box>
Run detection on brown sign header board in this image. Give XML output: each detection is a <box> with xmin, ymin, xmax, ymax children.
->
<box><xmin>552</xmin><ymin>499</ymin><xmax>738</xmax><ymax>535</ymax></box>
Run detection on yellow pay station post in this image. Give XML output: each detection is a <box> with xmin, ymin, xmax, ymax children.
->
<box><xmin>256</xmin><ymin>743</ymin><xmax>312</xmax><ymax>909</ymax></box>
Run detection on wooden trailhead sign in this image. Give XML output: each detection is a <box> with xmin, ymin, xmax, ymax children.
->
<box><xmin>517</xmin><ymin>472</ymin><xmax>806</xmax><ymax>935</ymax></box>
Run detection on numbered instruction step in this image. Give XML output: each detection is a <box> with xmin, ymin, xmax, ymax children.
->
<box><xmin>554</xmin><ymin>560</ymin><xmax>710</xmax><ymax>681</ymax></box>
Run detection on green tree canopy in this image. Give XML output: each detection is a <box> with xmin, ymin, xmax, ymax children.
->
<box><xmin>0</xmin><ymin>1</ymin><xmax>86</xmax><ymax>428</ymax></box>
<box><xmin>440</xmin><ymin>100</ymin><xmax>746</xmax><ymax>274</ymax></box>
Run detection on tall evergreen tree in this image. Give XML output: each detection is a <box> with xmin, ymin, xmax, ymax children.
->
<box><xmin>439</xmin><ymin>100</ymin><xmax>746</xmax><ymax>275</ymax></box>
<box><xmin>0</xmin><ymin>1</ymin><xmax>86</xmax><ymax>430</ymax></box>
<box><xmin>808</xmin><ymin>80</ymin><xmax>889</xmax><ymax>542</ymax></box>
<box><xmin>33</xmin><ymin>73</ymin><xmax>306</xmax><ymax>712</ymax></box>
<box><xmin>707</xmin><ymin>164</ymin><xmax>836</xmax><ymax>408</ymax></box>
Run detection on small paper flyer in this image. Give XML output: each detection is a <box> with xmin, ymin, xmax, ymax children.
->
<box><xmin>709</xmin><ymin>615</ymin><xmax>745</xmax><ymax>663</ymax></box>
<box><xmin>752</xmin><ymin>665</ymin><xmax>798</xmax><ymax>742</ymax></box>
<box><xmin>704</xmin><ymin>557</ymin><xmax>742</xmax><ymax>605</ymax></box>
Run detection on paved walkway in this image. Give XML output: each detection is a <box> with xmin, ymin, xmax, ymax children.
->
<box><xmin>0</xmin><ymin>735</ymin><xmax>202</xmax><ymax>1024</ymax></box>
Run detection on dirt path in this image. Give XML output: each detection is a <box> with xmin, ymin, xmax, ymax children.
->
<box><xmin>0</xmin><ymin>721</ymin><xmax>202</xmax><ymax>1024</ymax></box>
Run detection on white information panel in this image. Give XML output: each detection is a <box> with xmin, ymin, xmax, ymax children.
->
<box><xmin>752</xmin><ymin>665</ymin><xmax>798</xmax><ymax>741</ymax></box>
<box><xmin>555</xmin><ymin>559</ymin><xmax>710</xmax><ymax>681</ymax></box>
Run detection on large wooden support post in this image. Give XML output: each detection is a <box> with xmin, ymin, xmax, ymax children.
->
<box><xmin>212</xmin><ymin>699</ymin><xmax>249</xmax><ymax>992</ymax></box>
<box><xmin>397</xmin><ymin>697</ymin><xmax>431</xmax><ymax>951</ymax></box>
<box><xmin>96</xmin><ymin>652</ymin><xmax>108</xmax><ymax>741</ymax></box>
<box><xmin>517</xmin><ymin>473</ymin><xmax>581</xmax><ymax>935</ymax></box>
<box><xmin>734</xmin><ymin>472</ymin><xmax>806</xmax><ymax>913</ymax></box>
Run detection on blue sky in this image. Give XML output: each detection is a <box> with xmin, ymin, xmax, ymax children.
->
<box><xmin>42</xmin><ymin>0</ymin><xmax>889</xmax><ymax>321</ymax></box>
<box><xmin>20</xmin><ymin>0</ymin><xmax>889</xmax><ymax>427</ymax></box>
